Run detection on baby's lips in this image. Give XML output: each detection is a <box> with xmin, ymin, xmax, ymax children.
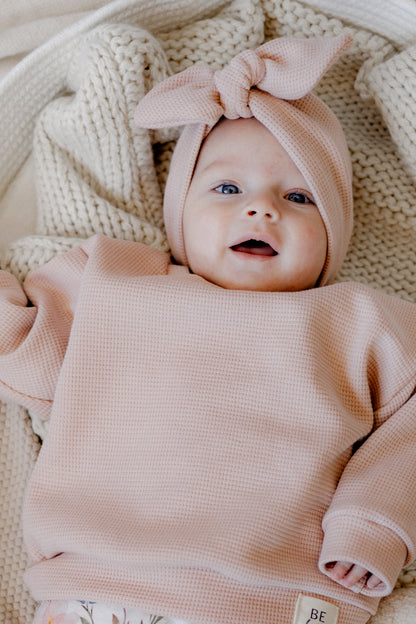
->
<box><xmin>229</xmin><ymin>233</ymin><xmax>279</xmax><ymax>256</ymax></box>
<box><xmin>231</xmin><ymin>240</ymin><xmax>277</xmax><ymax>256</ymax></box>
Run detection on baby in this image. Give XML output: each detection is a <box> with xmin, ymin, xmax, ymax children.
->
<box><xmin>0</xmin><ymin>34</ymin><xmax>415</xmax><ymax>624</ymax></box>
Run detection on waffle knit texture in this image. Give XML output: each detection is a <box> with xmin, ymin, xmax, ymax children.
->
<box><xmin>0</xmin><ymin>234</ymin><xmax>415</xmax><ymax>624</ymax></box>
<box><xmin>1</xmin><ymin>2</ymin><xmax>416</xmax><ymax>624</ymax></box>
<box><xmin>134</xmin><ymin>34</ymin><xmax>353</xmax><ymax>285</ymax></box>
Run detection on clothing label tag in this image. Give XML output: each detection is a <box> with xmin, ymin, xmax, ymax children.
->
<box><xmin>293</xmin><ymin>594</ymin><xmax>339</xmax><ymax>624</ymax></box>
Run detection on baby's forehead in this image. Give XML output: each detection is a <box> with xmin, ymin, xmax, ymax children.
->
<box><xmin>196</xmin><ymin>118</ymin><xmax>295</xmax><ymax>165</ymax></box>
<box><xmin>201</xmin><ymin>117</ymin><xmax>272</xmax><ymax>145</ymax></box>
<box><xmin>192</xmin><ymin>118</ymin><xmax>309</xmax><ymax>189</ymax></box>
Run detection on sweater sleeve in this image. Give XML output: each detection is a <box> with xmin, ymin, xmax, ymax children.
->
<box><xmin>0</xmin><ymin>242</ymin><xmax>88</xmax><ymax>419</ymax></box>
<box><xmin>319</xmin><ymin>296</ymin><xmax>416</xmax><ymax>597</ymax></box>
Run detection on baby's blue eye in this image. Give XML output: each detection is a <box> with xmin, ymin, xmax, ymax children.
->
<box><xmin>215</xmin><ymin>183</ymin><xmax>240</xmax><ymax>195</ymax></box>
<box><xmin>285</xmin><ymin>192</ymin><xmax>313</xmax><ymax>204</ymax></box>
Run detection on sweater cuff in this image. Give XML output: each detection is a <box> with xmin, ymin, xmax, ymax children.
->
<box><xmin>319</xmin><ymin>515</ymin><xmax>408</xmax><ymax>597</ymax></box>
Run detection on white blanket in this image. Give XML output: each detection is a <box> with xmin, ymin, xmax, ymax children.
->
<box><xmin>0</xmin><ymin>1</ymin><xmax>416</xmax><ymax>622</ymax></box>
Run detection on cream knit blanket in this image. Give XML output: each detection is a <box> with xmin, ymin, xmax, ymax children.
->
<box><xmin>0</xmin><ymin>1</ymin><xmax>416</xmax><ymax>622</ymax></box>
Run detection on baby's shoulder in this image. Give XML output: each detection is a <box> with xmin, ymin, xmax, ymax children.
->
<box><xmin>321</xmin><ymin>281</ymin><xmax>415</xmax><ymax>315</ymax></box>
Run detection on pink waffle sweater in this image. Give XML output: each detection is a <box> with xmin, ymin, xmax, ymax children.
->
<box><xmin>1</xmin><ymin>235</ymin><xmax>416</xmax><ymax>624</ymax></box>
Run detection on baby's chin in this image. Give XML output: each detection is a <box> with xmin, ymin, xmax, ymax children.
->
<box><xmin>186</xmin><ymin>255</ymin><xmax>319</xmax><ymax>292</ymax></box>
<box><xmin>210</xmin><ymin>272</ymin><xmax>321</xmax><ymax>292</ymax></box>
<box><xmin>213</xmin><ymin>264</ymin><xmax>323</xmax><ymax>292</ymax></box>
<box><xmin>199</xmin><ymin>272</ymin><xmax>304</xmax><ymax>292</ymax></box>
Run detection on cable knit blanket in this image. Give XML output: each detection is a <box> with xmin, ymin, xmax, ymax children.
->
<box><xmin>1</xmin><ymin>1</ymin><xmax>416</xmax><ymax>622</ymax></box>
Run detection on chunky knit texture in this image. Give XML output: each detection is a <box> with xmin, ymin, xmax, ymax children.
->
<box><xmin>1</xmin><ymin>1</ymin><xmax>416</xmax><ymax>623</ymax></box>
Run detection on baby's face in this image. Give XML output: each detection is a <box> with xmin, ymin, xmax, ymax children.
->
<box><xmin>182</xmin><ymin>118</ymin><xmax>327</xmax><ymax>292</ymax></box>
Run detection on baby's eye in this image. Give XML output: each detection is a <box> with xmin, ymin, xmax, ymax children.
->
<box><xmin>214</xmin><ymin>183</ymin><xmax>241</xmax><ymax>195</ymax></box>
<box><xmin>285</xmin><ymin>191</ymin><xmax>315</xmax><ymax>205</ymax></box>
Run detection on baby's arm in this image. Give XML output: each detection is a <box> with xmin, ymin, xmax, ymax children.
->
<box><xmin>319</xmin><ymin>293</ymin><xmax>416</xmax><ymax>597</ymax></box>
<box><xmin>327</xmin><ymin>561</ymin><xmax>382</xmax><ymax>590</ymax></box>
<box><xmin>0</xmin><ymin>243</ymin><xmax>87</xmax><ymax>414</ymax></box>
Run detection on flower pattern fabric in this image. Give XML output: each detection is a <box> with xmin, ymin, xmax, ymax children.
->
<box><xmin>33</xmin><ymin>601</ymin><xmax>184</xmax><ymax>624</ymax></box>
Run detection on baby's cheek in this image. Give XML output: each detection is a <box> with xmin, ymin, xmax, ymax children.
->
<box><xmin>303</xmin><ymin>224</ymin><xmax>327</xmax><ymax>260</ymax></box>
<box><xmin>186</xmin><ymin>236</ymin><xmax>216</xmax><ymax>280</ymax></box>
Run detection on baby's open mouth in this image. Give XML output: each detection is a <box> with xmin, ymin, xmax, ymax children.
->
<box><xmin>230</xmin><ymin>239</ymin><xmax>278</xmax><ymax>257</ymax></box>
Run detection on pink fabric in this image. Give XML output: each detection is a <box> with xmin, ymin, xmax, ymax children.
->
<box><xmin>134</xmin><ymin>35</ymin><xmax>354</xmax><ymax>285</ymax></box>
<box><xmin>1</xmin><ymin>235</ymin><xmax>416</xmax><ymax>624</ymax></box>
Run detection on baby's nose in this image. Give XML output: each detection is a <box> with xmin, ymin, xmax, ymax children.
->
<box><xmin>245</xmin><ymin>202</ymin><xmax>280</xmax><ymax>221</ymax></box>
<box><xmin>247</xmin><ymin>208</ymin><xmax>275</xmax><ymax>219</ymax></box>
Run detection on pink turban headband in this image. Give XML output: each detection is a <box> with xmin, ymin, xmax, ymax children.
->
<box><xmin>135</xmin><ymin>34</ymin><xmax>353</xmax><ymax>285</ymax></box>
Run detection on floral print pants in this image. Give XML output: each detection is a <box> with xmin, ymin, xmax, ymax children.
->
<box><xmin>33</xmin><ymin>600</ymin><xmax>187</xmax><ymax>624</ymax></box>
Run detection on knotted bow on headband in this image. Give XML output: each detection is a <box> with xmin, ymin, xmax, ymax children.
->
<box><xmin>135</xmin><ymin>34</ymin><xmax>354</xmax><ymax>286</ymax></box>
